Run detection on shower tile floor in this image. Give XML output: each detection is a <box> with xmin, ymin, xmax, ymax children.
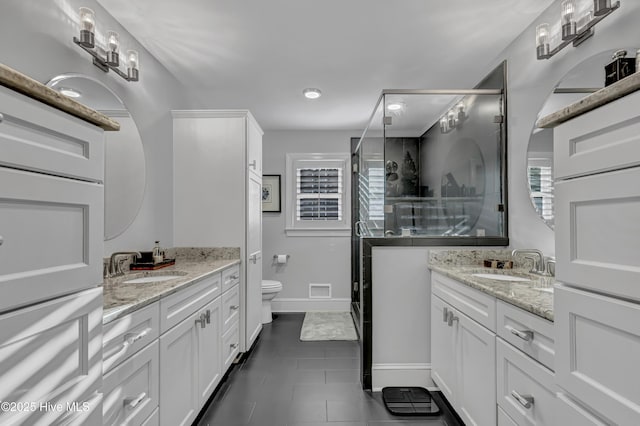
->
<box><xmin>196</xmin><ymin>313</ymin><xmax>463</xmax><ymax>426</ymax></box>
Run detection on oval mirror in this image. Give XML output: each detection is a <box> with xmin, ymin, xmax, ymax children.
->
<box><xmin>526</xmin><ymin>48</ymin><xmax>635</xmax><ymax>229</ymax></box>
<box><xmin>47</xmin><ymin>74</ymin><xmax>146</xmax><ymax>240</ymax></box>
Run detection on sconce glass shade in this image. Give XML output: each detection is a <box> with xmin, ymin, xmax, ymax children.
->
<box><xmin>536</xmin><ymin>23</ymin><xmax>550</xmax><ymax>58</ymax></box>
<box><xmin>105</xmin><ymin>31</ymin><xmax>120</xmax><ymax>67</ymax></box>
<box><xmin>561</xmin><ymin>0</ymin><xmax>577</xmax><ymax>40</ymax></box>
<box><xmin>78</xmin><ymin>7</ymin><xmax>95</xmax><ymax>48</ymax></box>
<box><xmin>447</xmin><ymin>110</ymin><xmax>457</xmax><ymax>128</ymax></box>
<box><xmin>594</xmin><ymin>0</ymin><xmax>612</xmax><ymax>16</ymax></box>
<box><xmin>439</xmin><ymin>117</ymin><xmax>448</xmax><ymax>133</ymax></box>
<box><xmin>127</xmin><ymin>50</ymin><xmax>139</xmax><ymax>81</ymax></box>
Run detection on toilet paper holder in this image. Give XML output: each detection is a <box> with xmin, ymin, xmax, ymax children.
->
<box><xmin>273</xmin><ymin>254</ymin><xmax>290</xmax><ymax>260</ymax></box>
<box><xmin>273</xmin><ymin>254</ymin><xmax>290</xmax><ymax>264</ymax></box>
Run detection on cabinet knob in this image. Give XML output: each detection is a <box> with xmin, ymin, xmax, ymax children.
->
<box><xmin>510</xmin><ymin>327</ymin><xmax>534</xmax><ymax>341</ymax></box>
<box><xmin>511</xmin><ymin>390</ymin><xmax>534</xmax><ymax>409</ymax></box>
<box><xmin>230</xmin><ymin>343</ymin><xmax>238</xmax><ymax>349</ymax></box>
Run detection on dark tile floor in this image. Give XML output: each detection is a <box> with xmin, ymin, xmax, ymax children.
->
<box><xmin>196</xmin><ymin>313</ymin><xmax>463</xmax><ymax>426</ymax></box>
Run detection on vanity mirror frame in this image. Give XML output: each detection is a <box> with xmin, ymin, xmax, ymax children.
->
<box><xmin>46</xmin><ymin>73</ymin><xmax>146</xmax><ymax>240</ymax></box>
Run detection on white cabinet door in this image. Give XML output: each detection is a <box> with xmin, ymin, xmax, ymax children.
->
<box><xmin>247</xmin><ymin>115</ymin><xmax>263</xmax><ymax>178</ymax></box>
<box><xmin>555</xmin><ymin>167</ymin><xmax>640</xmax><ymax>301</ymax></box>
<box><xmin>197</xmin><ymin>297</ymin><xmax>222</xmax><ymax>404</ymax></box>
<box><xmin>555</xmin><ymin>285</ymin><xmax>640</xmax><ymax>425</ymax></box>
<box><xmin>0</xmin><ymin>167</ymin><xmax>103</xmax><ymax>312</ymax></box>
<box><xmin>159</xmin><ymin>313</ymin><xmax>198</xmax><ymax>426</ymax></box>
<box><xmin>456</xmin><ymin>307</ymin><xmax>496</xmax><ymax>426</ymax></box>
<box><xmin>245</xmin><ymin>173</ymin><xmax>263</xmax><ymax>350</ymax></box>
<box><xmin>0</xmin><ymin>288</ymin><xmax>103</xmax><ymax>426</ymax></box>
<box><xmin>430</xmin><ymin>295</ymin><xmax>457</xmax><ymax>404</ymax></box>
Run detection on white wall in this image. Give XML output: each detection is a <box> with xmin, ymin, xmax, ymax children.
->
<box><xmin>483</xmin><ymin>0</ymin><xmax>640</xmax><ymax>256</ymax></box>
<box><xmin>262</xmin><ymin>130</ymin><xmax>356</xmax><ymax>311</ymax></box>
<box><xmin>0</xmin><ymin>0</ymin><xmax>194</xmax><ymax>256</ymax></box>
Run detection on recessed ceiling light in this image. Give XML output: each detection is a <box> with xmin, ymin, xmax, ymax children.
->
<box><xmin>386</xmin><ymin>102</ymin><xmax>404</xmax><ymax>111</ymax></box>
<box><xmin>303</xmin><ymin>88</ymin><xmax>322</xmax><ymax>99</ymax></box>
<box><xmin>59</xmin><ymin>87</ymin><xmax>82</xmax><ymax>98</ymax></box>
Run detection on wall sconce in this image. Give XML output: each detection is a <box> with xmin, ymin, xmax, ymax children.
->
<box><xmin>73</xmin><ymin>7</ymin><xmax>139</xmax><ymax>82</ymax></box>
<box><xmin>440</xmin><ymin>102</ymin><xmax>466</xmax><ymax>133</ymax></box>
<box><xmin>536</xmin><ymin>0</ymin><xmax>620</xmax><ymax>60</ymax></box>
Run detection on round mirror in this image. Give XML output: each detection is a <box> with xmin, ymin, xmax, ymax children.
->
<box><xmin>526</xmin><ymin>48</ymin><xmax>636</xmax><ymax>229</ymax></box>
<box><xmin>47</xmin><ymin>74</ymin><xmax>146</xmax><ymax>240</ymax></box>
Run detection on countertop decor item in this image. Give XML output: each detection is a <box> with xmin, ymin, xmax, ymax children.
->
<box><xmin>605</xmin><ymin>49</ymin><xmax>636</xmax><ymax>86</ymax></box>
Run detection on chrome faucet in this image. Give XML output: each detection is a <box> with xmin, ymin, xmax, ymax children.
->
<box><xmin>511</xmin><ymin>249</ymin><xmax>548</xmax><ymax>275</ymax></box>
<box><xmin>107</xmin><ymin>251</ymin><xmax>141</xmax><ymax>278</ymax></box>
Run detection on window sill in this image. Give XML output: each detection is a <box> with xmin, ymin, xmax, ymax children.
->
<box><xmin>285</xmin><ymin>228</ymin><xmax>351</xmax><ymax>237</ymax></box>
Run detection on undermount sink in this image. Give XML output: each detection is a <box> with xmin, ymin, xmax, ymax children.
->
<box><xmin>471</xmin><ymin>273</ymin><xmax>531</xmax><ymax>282</ymax></box>
<box><xmin>121</xmin><ymin>271</ymin><xmax>187</xmax><ymax>284</ymax></box>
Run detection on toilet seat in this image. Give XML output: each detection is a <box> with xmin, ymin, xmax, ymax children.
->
<box><xmin>262</xmin><ymin>280</ymin><xmax>282</xmax><ymax>291</ymax></box>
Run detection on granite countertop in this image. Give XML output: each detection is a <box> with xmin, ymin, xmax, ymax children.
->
<box><xmin>0</xmin><ymin>63</ymin><xmax>120</xmax><ymax>131</ymax></box>
<box><xmin>428</xmin><ymin>249</ymin><xmax>554</xmax><ymax>321</ymax></box>
<box><xmin>537</xmin><ymin>71</ymin><xmax>640</xmax><ymax>128</ymax></box>
<box><xmin>429</xmin><ymin>264</ymin><xmax>554</xmax><ymax>321</ymax></box>
<box><xmin>102</xmin><ymin>258</ymin><xmax>240</xmax><ymax>324</ymax></box>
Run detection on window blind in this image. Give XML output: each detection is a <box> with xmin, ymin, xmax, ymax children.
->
<box><xmin>296</xmin><ymin>168</ymin><xmax>342</xmax><ymax>221</ymax></box>
<box><xmin>528</xmin><ymin>165</ymin><xmax>554</xmax><ymax>222</ymax></box>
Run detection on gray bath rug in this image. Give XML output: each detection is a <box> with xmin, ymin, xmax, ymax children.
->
<box><xmin>300</xmin><ymin>311</ymin><xmax>358</xmax><ymax>341</ymax></box>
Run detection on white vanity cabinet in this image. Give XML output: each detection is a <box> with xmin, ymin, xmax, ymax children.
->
<box><xmin>0</xmin><ymin>83</ymin><xmax>106</xmax><ymax>425</ymax></box>
<box><xmin>173</xmin><ymin>110</ymin><xmax>263</xmax><ymax>353</ymax></box>
<box><xmin>553</xmin><ymin>90</ymin><xmax>640</xmax><ymax>425</ymax></box>
<box><xmin>431</xmin><ymin>272</ymin><xmax>497</xmax><ymax>426</ymax></box>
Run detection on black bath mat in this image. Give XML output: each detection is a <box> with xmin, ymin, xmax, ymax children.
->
<box><xmin>382</xmin><ymin>387</ymin><xmax>441</xmax><ymax>416</ymax></box>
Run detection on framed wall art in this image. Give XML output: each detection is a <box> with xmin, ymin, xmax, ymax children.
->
<box><xmin>262</xmin><ymin>174</ymin><xmax>281</xmax><ymax>212</ymax></box>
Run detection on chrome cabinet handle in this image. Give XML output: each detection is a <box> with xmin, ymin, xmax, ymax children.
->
<box><xmin>230</xmin><ymin>343</ymin><xmax>238</xmax><ymax>349</ymax></box>
<box><xmin>124</xmin><ymin>392</ymin><xmax>146</xmax><ymax>409</ymax></box>
<box><xmin>230</xmin><ymin>274</ymin><xmax>239</xmax><ymax>280</ymax></box>
<box><xmin>249</xmin><ymin>160</ymin><xmax>257</xmax><ymax>169</ymax></box>
<box><xmin>230</xmin><ymin>305</ymin><xmax>239</xmax><ymax>311</ymax></box>
<box><xmin>0</xmin><ymin>113</ymin><xmax>3</xmax><ymax>123</ymax></box>
<box><xmin>195</xmin><ymin>313</ymin><xmax>206</xmax><ymax>328</ymax></box>
<box><xmin>0</xmin><ymin>235</ymin><xmax>4</xmax><ymax>246</ymax></box>
<box><xmin>204</xmin><ymin>309</ymin><xmax>211</xmax><ymax>324</ymax></box>
<box><xmin>447</xmin><ymin>311</ymin><xmax>458</xmax><ymax>327</ymax></box>
<box><xmin>511</xmin><ymin>390</ymin><xmax>534</xmax><ymax>409</ymax></box>
<box><xmin>510</xmin><ymin>327</ymin><xmax>534</xmax><ymax>341</ymax></box>
<box><xmin>442</xmin><ymin>307</ymin><xmax>449</xmax><ymax>322</ymax></box>
<box><xmin>125</xmin><ymin>329</ymin><xmax>149</xmax><ymax>344</ymax></box>
<box><xmin>249</xmin><ymin>253</ymin><xmax>260</xmax><ymax>264</ymax></box>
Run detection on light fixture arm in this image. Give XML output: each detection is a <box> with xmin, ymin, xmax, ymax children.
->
<box><xmin>73</xmin><ymin>37</ymin><xmax>137</xmax><ymax>81</ymax></box>
<box><xmin>537</xmin><ymin>1</ymin><xmax>620</xmax><ymax>60</ymax></box>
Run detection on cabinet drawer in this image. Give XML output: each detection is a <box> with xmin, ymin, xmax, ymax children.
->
<box><xmin>160</xmin><ymin>272</ymin><xmax>221</xmax><ymax>333</ymax></box>
<box><xmin>141</xmin><ymin>408</ymin><xmax>159</xmax><ymax>426</ymax></box>
<box><xmin>497</xmin><ymin>300</ymin><xmax>555</xmax><ymax>371</ymax></box>
<box><xmin>222</xmin><ymin>264</ymin><xmax>240</xmax><ymax>293</ymax></box>
<box><xmin>0</xmin><ymin>85</ymin><xmax>104</xmax><ymax>182</ymax></box>
<box><xmin>554</xmin><ymin>393</ymin><xmax>609</xmax><ymax>426</ymax></box>
<box><xmin>103</xmin><ymin>340</ymin><xmax>159</xmax><ymax>426</ymax></box>
<box><xmin>0</xmin><ymin>288</ymin><xmax>103</xmax><ymax>426</ymax></box>
<box><xmin>0</xmin><ymin>167</ymin><xmax>103</xmax><ymax>312</ymax></box>
<box><xmin>222</xmin><ymin>323</ymin><xmax>240</xmax><ymax>372</ymax></box>
<box><xmin>432</xmin><ymin>271</ymin><xmax>496</xmax><ymax>331</ymax></box>
<box><xmin>497</xmin><ymin>338</ymin><xmax>555</xmax><ymax>426</ymax></box>
<box><xmin>498</xmin><ymin>407</ymin><xmax>518</xmax><ymax>426</ymax></box>
<box><xmin>555</xmin><ymin>285</ymin><xmax>640</xmax><ymax>425</ymax></box>
<box><xmin>555</xmin><ymin>167</ymin><xmax>640</xmax><ymax>301</ymax></box>
<box><xmin>222</xmin><ymin>284</ymin><xmax>240</xmax><ymax>333</ymax></box>
<box><xmin>103</xmin><ymin>303</ymin><xmax>160</xmax><ymax>373</ymax></box>
<box><xmin>554</xmin><ymin>90</ymin><xmax>640</xmax><ymax>180</ymax></box>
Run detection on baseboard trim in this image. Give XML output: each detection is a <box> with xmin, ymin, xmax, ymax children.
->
<box><xmin>271</xmin><ymin>297</ymin><xmax>351</xmax><ymax>312</ymax></box>
<box><xmin>371</xmin><ymin>363</ymin><xmax>434</xmax><ymax>392</ymax></box>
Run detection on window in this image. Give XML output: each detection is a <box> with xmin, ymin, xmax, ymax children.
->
<box><xmin>286</xmin><ymin>153</ymin><xmax>351</xmax><ymax>236</ymax></box>
<box><xmin>528</xmin><ymin>159</ymin><xmax>554</xmax><ymax>223</ymax></box>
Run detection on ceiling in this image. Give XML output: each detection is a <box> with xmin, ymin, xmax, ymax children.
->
<box><xmin>97</xmin><ymin>0</ymin><xmax>553</xmax><ymax>131</ymax></box>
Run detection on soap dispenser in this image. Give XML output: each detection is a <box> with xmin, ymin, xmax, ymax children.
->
<box><xmin>153</xmin><ymin>241</ymin><xmax>164</xmax><ymax>264</ymax></box>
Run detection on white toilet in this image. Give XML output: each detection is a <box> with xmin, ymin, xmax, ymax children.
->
<box><xmin>261</xmin><ymin>280</ymin><xmax>283</xmax><ymax>324</ymax></box>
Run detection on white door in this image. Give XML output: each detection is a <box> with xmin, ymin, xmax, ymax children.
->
<box><xmin>430</xmin><ymin>296</ymin><xmax>456</xmax><ymax>404</ymax></box>
<box><xmin>159</xmin><ymin>315</ymin><xmax>198</xmax><ymax>426</ymax></box>
<box><xmin>245</xmin><ymin>173</ymin><xmax>263</xmax><ymax>349</ymax></box>
<box><xmin>197</xmin><ymin>297</ymin><xmax>222</xmax><ymax>404</ymax></box>
<box><xmin>456</xmin><ymin>309</ymin><xmax>496</xmax><ymax>426</ymax></box>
